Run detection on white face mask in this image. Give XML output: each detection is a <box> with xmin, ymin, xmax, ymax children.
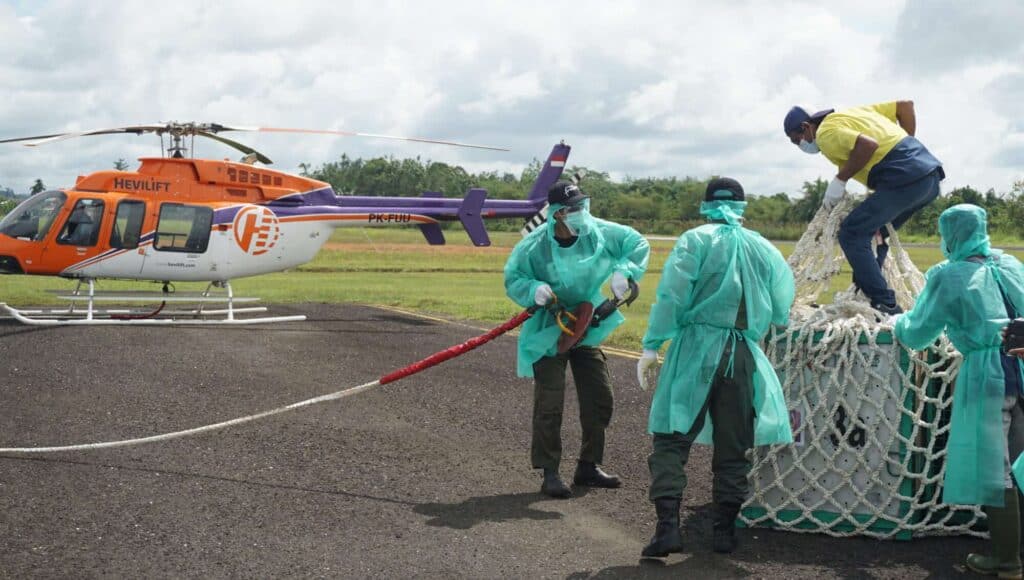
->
<box><xmin>565</xmin><ymin>212</ymin><xmax>587</xmax><ymax>229</ymax></box>
<box><xmin>556</xmin><ymin>207</ymin><xmax>590</xmax><ymax>237</ymax></box>
<box><xmin>798</xmin><ymin>139</ymin><xmax>820</xmax><ymax>154</ymax></box>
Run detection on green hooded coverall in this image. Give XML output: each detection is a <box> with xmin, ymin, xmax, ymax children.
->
<box><xmin>644</xmin><ymin>200</ymin><xmax>795</xmax><ymax>504</ymax></box>
<box><xmin>505</xmin><ymin>199</ymin><xmax>650</xmax><ymax>470</ymax></box>
<box><xmin>895</xmin><ymin>204</ymin><xmax>1024</xmax><ymax>507</ymax></box>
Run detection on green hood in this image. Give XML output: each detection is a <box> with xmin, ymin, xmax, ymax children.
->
<box><xmin>938</xmin><ymin>204</ymin><xmax>991</xmax><ymax>261</ymax></box>
<box><xmin>699</xmin><ymin>200</ymin><xmax>747</xmax><ymax>226</ymax></box>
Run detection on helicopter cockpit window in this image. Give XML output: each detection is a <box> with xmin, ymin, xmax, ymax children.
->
<box><xmin>155</xmin><ymin>203</ymin><xmax>213</xmax><ymax>253</ymax></box>
<box><xmin>57</xmin><ymin>198</ymin><xmax>105</xmax><ymax>247</ymax></box>
<box><xmin>110</xmin><ymin>200</ymin><xmax>146</xmax><ymax>250</ymax></box>
<box><xmin>0</xmin><ymin>190</ymin><xmax>68</xmax><ymax>241</ymax></box>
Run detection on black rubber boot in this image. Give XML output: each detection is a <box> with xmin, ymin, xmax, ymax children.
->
<box><xmin>966</xmin><ymin>490</ymin><xmax>1022</xmax><ymax>579</ymax></box>
<box><xmin>573</xmin><ymin>460</ymin><xmax>622</xmax><ymax>488</ymax></box>
<box><xmin>641</xmin><ymin>497</ymin><xmax>684</xmax><ymax>558</ymax></box>
<box><xmin>540</xmin><ymin>469</ymin><xmax>572</xmax><ymax>499</ymax></box>
<box><xmin>712</xmin><ymin>503</ymin><xmax>740</xmax><ymax>554</ymax></box>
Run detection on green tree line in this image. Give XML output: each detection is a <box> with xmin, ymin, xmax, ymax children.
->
<box><xmin>303</xmin><ymin>155</ymin><xmax>1024</xmax><ymax>241</ymax></box>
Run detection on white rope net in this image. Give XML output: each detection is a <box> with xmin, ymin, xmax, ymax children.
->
<box><xmin>741</xmin><ymin>195</ymin><xmax>985</xmax><ymax>539</ymax></box>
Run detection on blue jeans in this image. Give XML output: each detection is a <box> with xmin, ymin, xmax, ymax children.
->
<box><xmin>838</xmin><ymin>170</ymin><xmax>942</xmax><ymax>306</ymax></box>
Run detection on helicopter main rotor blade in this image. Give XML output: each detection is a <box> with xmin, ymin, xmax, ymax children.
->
<box><xmin>1</xmin><ymin>122</ymin><xmax>508</xmax><ymax>157</ymax></box>
<box><xmin>195</xmin><ymin>131</ymin><xmax>273</xmax><ymax>165</ymax></box>
<box><xmin>216</xmin><ymin>126</ymin><xmax>510</xmax><ymax>152</ymax></box>
<box><xmin>0</xmin><ymin>133</ymin><xmax>68</xmax><ymax>144</ymax></box>
<box><xmin>11</xmin><ymin>125</ymin><xmax>168</xmax><ymax>147</ymax></box>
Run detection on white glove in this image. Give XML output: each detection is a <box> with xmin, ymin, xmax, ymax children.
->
<box><xmin>534</xmin><ymin>284</ymin><xmax>555</xmax><ymax>306</ymax></box>
<box><xmin>822</xmin><ymin>177</ymin><xmax>847</xmax><ymax>210</ymax></box>
<box><xmin>637</xmin><ymin>349</ymin><xmax>660</xmax><ymax>392</ymax></box>
<box><xmin>610</xmin><ymin>272</ymin><xmax>629</xmax><ymax>300</ymax></box>
<box><xmin>886</xmin><ymin>313</ymin><xmax>902</xmax><ymax>327</ymax></box>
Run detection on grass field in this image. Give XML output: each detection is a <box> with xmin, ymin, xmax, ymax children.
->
<box><xmin>4</xmin><ymin>227</ymin><xmax>1023</xmax><ymax>350</ymax></box>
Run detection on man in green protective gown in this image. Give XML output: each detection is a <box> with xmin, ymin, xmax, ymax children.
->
<box><xmin>504</xmin><ymin>180</ymin><xmax>650</xmax><ymax>498</ymax></box>
<box><xmin>636</xmin><ymin>177</ymin><xmax>795</xmax><ymax>556</ymax></box>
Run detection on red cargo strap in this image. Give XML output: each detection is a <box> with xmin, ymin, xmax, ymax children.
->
<box><xmin>379</xmin><ymin>308</ymin><xmax>535</xmax><ymax>385</ymax></box>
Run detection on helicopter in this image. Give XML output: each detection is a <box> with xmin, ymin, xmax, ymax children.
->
<box><xmin>0</xmin><ymin>123</ymin><xmax>569</xmax><ymax>325</ymax></box>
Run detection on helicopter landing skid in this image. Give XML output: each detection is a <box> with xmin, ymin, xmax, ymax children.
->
<box><xmin>0</xmin><ymin>280</ymin><xmax>306</xmax><ymax>325</ymax></box>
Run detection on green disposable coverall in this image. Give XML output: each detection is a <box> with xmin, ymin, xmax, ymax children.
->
<box><xmin>895</xmin><ymin>204</ymin><xmax>1024</xmax><ymax>506</ymax></box>
<box><xmin>504</xmin><ymin>200</ymin><xmax>650</xmax><ymax>377</ymax></box>
<box><xmin>643</xmin><ymin>200</ymin><xmax>796</xmax><ymax>446</ymax></box>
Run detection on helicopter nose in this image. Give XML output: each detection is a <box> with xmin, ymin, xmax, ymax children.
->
<box><xmin>0</xmin><ymin>234</ymin><xmax>26</xmax><ymax>274</ymax></box>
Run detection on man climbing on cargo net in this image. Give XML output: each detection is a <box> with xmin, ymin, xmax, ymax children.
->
<box><xmin>741</xmin><ymin>194</ymin><xmax>986</xmax><ymax>539</ymax></box>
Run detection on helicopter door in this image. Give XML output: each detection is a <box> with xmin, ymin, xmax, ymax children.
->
<box><xmin>142</xmin><ymin>203</ymin><xmax>213</xmax><ymax>279</ymax></box>
<box><xmin>107</xmin><ymin>199</ymin><xmax>146</xmax><ymax>274</ymax></box>
<box><xmin>56</xmin><ymin>198</ymin><xmax>105</xmax><ymax>248</ymax></box>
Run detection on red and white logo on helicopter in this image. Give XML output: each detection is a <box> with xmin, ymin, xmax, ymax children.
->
<box><xmin>233</xmin><ymin>206</ymin><xmax>280</xmax><ymax>256</ymax></box>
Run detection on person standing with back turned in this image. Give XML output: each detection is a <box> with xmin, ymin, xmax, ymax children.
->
<box><xmin>636</xmin><ymin>177</ymin><xmax>795</xmax><ymax>557</ymax></box>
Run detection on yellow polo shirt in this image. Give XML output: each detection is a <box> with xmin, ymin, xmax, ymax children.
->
<box><xmin>815</xmin><ymin>102</ymin><xmax>907</xmax><ymax>187</ymax></box>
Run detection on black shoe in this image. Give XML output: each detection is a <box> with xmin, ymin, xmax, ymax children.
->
<box><xmin>573</xmin><ymin>461</ymin><xmax>622</xmax><ymax>488</ymax></box>
<box><xmin>871</xmin><ymin>301</ymin><xmax>903</xmax><ymax>315</ymax></box>
<box><xmin>712</xmin><ymin>504</ymin><xmax>740</xmax><ymax>554</ymax></box>
<box><xmin>641</xmin><ymin>497</ymin><xmax>684</xmax><ymax>558</ymax></box>
<box><xmin>540</xmin><ymin>469</ymin><xmax>572</xmax><ymax>499</ymax></box>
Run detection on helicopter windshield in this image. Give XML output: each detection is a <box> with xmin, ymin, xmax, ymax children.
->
<box><xmin>0</xmin><ymin>191</ymin><xmax>68</xmax><ymax>241</ymax></box>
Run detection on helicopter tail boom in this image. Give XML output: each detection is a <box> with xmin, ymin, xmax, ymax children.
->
<box><xmin>314</xmin><ymin>142</ymin><xmax>570</xmax><ymax>246</ymax></box>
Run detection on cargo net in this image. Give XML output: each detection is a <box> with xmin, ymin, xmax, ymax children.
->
<box><xmin>741</xmin><ymin>195</ymin><xmax>985</xmax><ymax>539</ymax></box>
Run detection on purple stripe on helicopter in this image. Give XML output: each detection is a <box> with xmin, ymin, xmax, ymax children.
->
<box><xmin>65</xmin><ymin>231</ymin><xmax>156</xmax><ymax>271</ymax></box>
<box><xmin>213</xmin><ymin>205</ymin><xmax>244</xmax><ymax>225</ymax></box>
<box><xmin>268</xmin><ymin>187</ymin><xmax>338</xmax><ymax>206</ymax></box>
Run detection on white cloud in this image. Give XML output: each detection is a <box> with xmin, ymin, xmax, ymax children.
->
<box><xmin>888</xmin><ymin>0</ymin><xmax>1024</xmax><ymax>76</ymax></box>
<box><xmin>460</xmin><ymin>68</ymin><xmax>548</xmax><ymax>115</ymax></box>
<box><xmin>618</xmin><ymin>81</ymin><xmax>678</xmax><ymax>127</ymax></box>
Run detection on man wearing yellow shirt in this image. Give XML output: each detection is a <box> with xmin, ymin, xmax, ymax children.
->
<box><xmin>783</xmin><ymin>101</ymin><xmax>944</xmax><ymax>314</ymax></box>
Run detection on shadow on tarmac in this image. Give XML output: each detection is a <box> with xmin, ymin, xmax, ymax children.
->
<box><xmin>567</xmin><ymin>555</ymin><xmax>749</xmax><ymax>579</ymax></box>
<box><xmin>414</xmin><ymin>492</ymin><xmax>564</xmax><ymax>529</ymax></box>
<box><xmin>570</xmin><ymin>501</ymin><xmax>980</xmax><ymax>579</ymax></box>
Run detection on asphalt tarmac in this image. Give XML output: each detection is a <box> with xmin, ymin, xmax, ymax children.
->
<box><xmin>0</xmin><ymin>304</ymin><xmax>987</xmax><ymax>578</ymax></box>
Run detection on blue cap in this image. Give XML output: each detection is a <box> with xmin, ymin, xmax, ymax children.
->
<box><xmin>784</xmin><ymin>106</ymin><xmax>810</xmax><ymax>135</ymax></box>
<box><xmin>547</xmin><ymin>180</ymin><xmax>588</xmax><ymax>206</ymax></box>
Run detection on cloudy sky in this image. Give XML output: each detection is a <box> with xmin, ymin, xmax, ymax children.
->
<box><xmin>1</xmin><ymin>0</ymin><xmax>1022</xmax><ymax>198</ymax></box>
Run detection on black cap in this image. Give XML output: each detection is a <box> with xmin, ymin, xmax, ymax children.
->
<box><xmin>704</xmin><ymin>177</ymin><xmax>745</xmax><ymax>202</ymax></box>
<box><xmin>547</xmin><ymin>180</ymin><xmax>588</xmax><ymax>206</ymax></box>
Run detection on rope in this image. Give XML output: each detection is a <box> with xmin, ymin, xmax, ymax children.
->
<box><xmin>0</xmin><ymin>380</ymin><xmax>381</xmax><ymax>454</ymax></box>
<box><xmin>741</xmin><ymin>197</ymin><xmax>980</xmax><ymax>539</ymax></box>
<box><xmin>0</xmin><ymin>309</ymin><xmax>535</xmax><ymax>455</ymax></box>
